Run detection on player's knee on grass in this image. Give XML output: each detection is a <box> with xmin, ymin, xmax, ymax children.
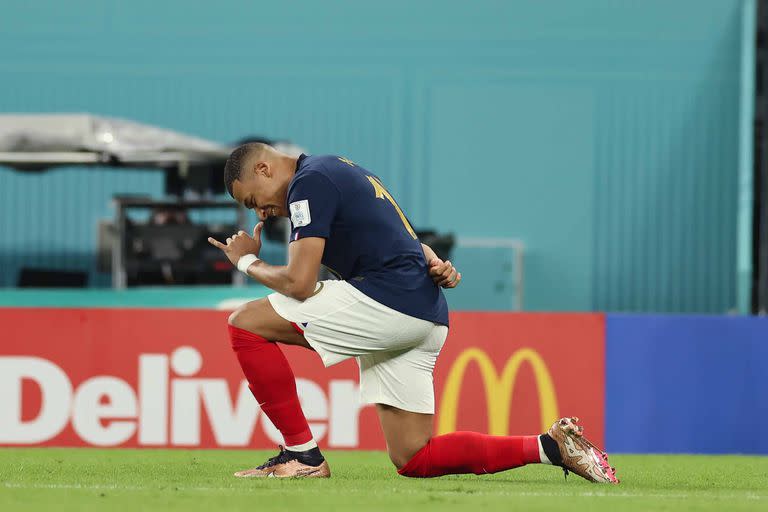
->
<box><xmin>386</xmin><ymin>439</ymin><xmax>429</xmax><ymax>470</ymax></box>
<box><xmin>387</xmin><ymin>450</ymin><xmax>410</xmax><ymax>470</ymax></box>
<box><xmin>376</xmin><ymin>404</ymin><xmax>432</xmax><ymax>471</ymax></box>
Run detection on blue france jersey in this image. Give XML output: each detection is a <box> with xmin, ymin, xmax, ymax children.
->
<box><xmin>287</xmin><ymin>154</ymin><xmax>449</xmax><ymax>327</ymax></box>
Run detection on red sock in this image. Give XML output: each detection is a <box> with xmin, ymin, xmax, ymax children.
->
<box><xmin>228</xmin><ymin>325</ymin><xmax>313</xmax><ymax>446</ymax></box>
<box><xmin>398</xmin><ymin>432</ymin><xmax>541</xmax><ymax>477</ymax></box>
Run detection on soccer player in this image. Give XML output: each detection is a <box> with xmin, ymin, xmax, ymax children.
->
<box><xmin>208</xmin><ymin>143</ymin><xmax>618</xmax><ymax>483</ymax></box>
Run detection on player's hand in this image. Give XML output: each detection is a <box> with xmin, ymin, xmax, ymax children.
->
<box><xmin>429</xmin><ymin>258</ymin><xmax>461</xmax><ymax>288</ymax></box>
<box><xmin>207</xmin><ymin>223</ymin><xmax>263</xmax><ymax>266</ymax></box>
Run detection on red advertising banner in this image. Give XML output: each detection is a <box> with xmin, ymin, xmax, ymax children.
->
<box><xmin>0</xmin><ymin>309</ymin><xmax>604</xmax><ymax>449</ymax></box>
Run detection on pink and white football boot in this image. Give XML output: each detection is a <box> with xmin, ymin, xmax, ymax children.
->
<box><xmin>545</xmin><ymin>417</ymin><xmax>619</xmax><ymax>484</ymax></box>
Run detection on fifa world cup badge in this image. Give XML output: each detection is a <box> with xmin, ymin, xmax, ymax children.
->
<box><xmin>290</xmin><ymin>200</ymin><xmax>312</xmax><ymax>227</ymax></box>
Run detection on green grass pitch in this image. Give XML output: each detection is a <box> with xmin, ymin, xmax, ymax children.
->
<box><xmin>1</xmin><ymin>448</ymin><xmax>766</xmax><ymax>511</ymax></box>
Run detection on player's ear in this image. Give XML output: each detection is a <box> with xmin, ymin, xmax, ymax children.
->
<box><xmin>255</xmin><ymin>161</ymin><xmax>270</xmax><ymax>177</ymax></box>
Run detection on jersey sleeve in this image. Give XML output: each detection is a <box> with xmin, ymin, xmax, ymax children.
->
<box><xmin>287</xmin><ymin>171</ymin><xmax>340</xmax><ymax>241</ymax></box>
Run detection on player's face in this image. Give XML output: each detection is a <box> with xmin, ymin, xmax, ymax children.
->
<box><xmin>232</xmin><ymin>162</ymin><xmax>287</xmax><ymax>221</ymax></box>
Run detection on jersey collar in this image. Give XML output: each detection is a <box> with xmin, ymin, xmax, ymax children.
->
<box><xmin>295</xmin><ymin>153</ymin><xmax>307</xmax><ymax>172</ymax></box>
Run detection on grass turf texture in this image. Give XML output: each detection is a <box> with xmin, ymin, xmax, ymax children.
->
<box><xmin>1</xmin><ymin>449</ymin><xmax>766</xmax><ymax>512</ymax></box>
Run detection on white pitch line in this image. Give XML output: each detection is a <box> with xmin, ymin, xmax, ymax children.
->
<box><xmin>1</xmin><ymin>482</ymin><xmax>765</xmax><ymax>500</ymax></box>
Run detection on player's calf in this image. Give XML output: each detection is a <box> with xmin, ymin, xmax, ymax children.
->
<box><xmin>393</xmin><ymin>416</ymin><xmax>618</xmax><ymax>483</ymax></box>
<box><xmin>226</xmin><ymin>300</ymin><xmax>326</xmax><ymax>475</ymax></box>
<box><xmin>396</xmin><ymin>431</ymin><xmax>545</xmax><ymax>477</ymax></box>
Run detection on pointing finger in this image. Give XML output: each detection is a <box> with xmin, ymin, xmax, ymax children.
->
<box><xmin>207</xmin><ymin>237</ymin><xmax>227</xmax><ymax>250</ymax></box>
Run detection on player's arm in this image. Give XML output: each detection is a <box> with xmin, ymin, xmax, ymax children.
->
<box><xmin>207</xmin><ymin>224</ymin><xmax>324</xmax><ymax>300</ymax></box>
<box><xmin>210</xmin><ymin>171</ymin><xmax>338</xmax><ymax>299</ymax></box>
<box><xmin>246</xmin><ymin>237</ymin><xmax>324</xmax><ymax>300</ymax></box>
<box><xmin>422</xmin><ymin>242</ymin><xmax>462</xmax><ymax>289</ymax></box>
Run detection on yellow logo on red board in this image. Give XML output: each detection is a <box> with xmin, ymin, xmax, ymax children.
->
<box><xmin>437</xmin><ymin>348</ymin><xmax>559</xmax><ymax>435</ymax></box>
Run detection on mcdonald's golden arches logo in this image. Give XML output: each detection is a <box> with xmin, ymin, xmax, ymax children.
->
<box><xmin>437</xmin><ymin>347</ymin><xmax>559</xmax><ymax>435</ymax></box>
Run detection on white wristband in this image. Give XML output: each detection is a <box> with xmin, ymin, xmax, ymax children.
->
<box><xmin>236</xmin><ymin>254</ymin><xmax>259</xmax><ymax>274</ymax></box>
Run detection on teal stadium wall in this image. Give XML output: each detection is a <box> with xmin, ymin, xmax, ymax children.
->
<box><xmin>0</xmin><ymin>0</ymin><xmax>750</xmax><ymax>312</ymax></box>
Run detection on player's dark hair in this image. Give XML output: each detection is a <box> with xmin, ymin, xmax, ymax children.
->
<box><xmin>224</xmin><ymin>143</ymin><xmax>267</xmax><ymax>197</ymax></box>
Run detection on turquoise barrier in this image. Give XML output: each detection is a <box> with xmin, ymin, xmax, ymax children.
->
<box><xmin>0</xmin><ymin>286</ymin><xmax>271</xmax><ymax>309</ymax></box>
<box><xmin>0</xmin><ymin>0</ymin><xmax>750</xmax><ymax>313</ymax></box>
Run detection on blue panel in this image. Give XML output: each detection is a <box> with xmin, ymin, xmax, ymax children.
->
<box><xmin>606</xmin><ymin>315</ymin><xmax>768</xmax><ymax>454</ymax></box>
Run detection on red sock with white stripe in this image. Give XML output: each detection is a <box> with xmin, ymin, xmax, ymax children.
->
<box><xmin>398</xmin><ymin>431</ymin><xmax>549</xmax><ymax>477</ymax></box>
<box><xmin>228</xmin><ymin>325</ymin><xmax>315</xmax><ymax>450</ymax></box>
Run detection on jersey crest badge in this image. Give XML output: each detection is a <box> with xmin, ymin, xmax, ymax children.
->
<box><xmin>289</xmin><ymin>199</ymin><xmax>312</xmax><ymax>227</ymax></box>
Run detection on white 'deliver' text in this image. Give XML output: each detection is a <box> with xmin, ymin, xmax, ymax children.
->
<box><xmin>0</xmin><ymin>347</ymin><xmax>367</xmax><ymax>447</ymax></box>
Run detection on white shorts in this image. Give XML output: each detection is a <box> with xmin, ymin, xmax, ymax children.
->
<box><xmin>267</xmin><ymin>280</ymin><xmax>448</xmax><ymax>414</ymax></box>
